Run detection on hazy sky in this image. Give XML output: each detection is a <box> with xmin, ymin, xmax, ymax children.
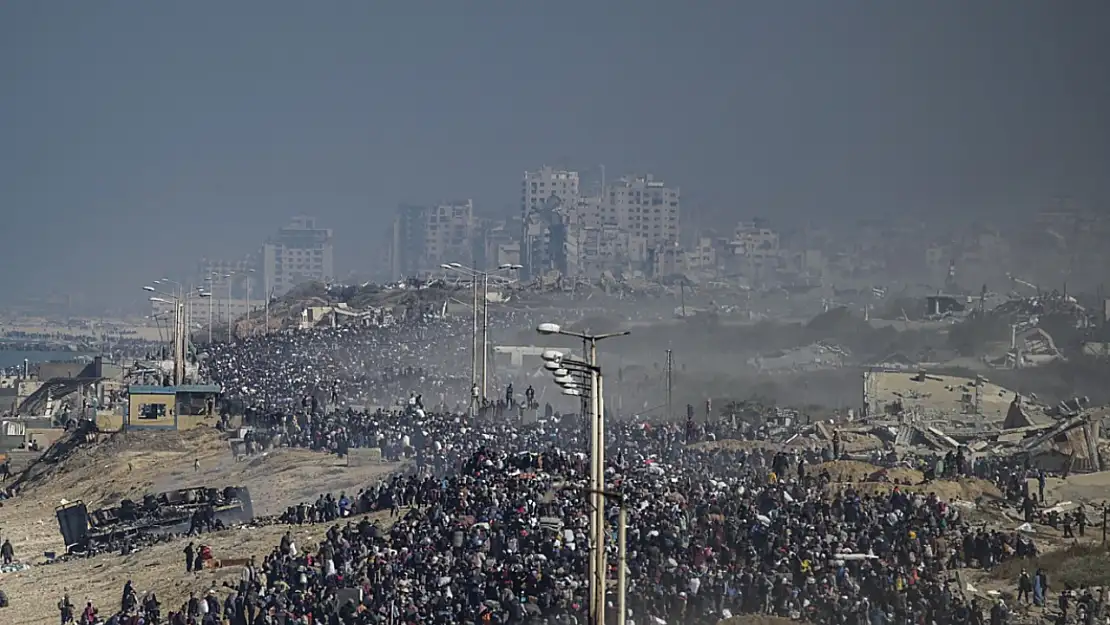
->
<box><xmin>1</xmin><ymin>2</ymin><xmax>1108</xmax><ymax>306</ymax></box>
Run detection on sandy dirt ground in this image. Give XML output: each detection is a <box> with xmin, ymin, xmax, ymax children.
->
<box><xmin>1043</xmin><ymin>470</ymin><xmax>1110</xmax><ymax>509</ymax></box>
<box><xmin>0</xmin><ymin>428</ymin><xmax>401</xmax><ymax>624</ymax></box>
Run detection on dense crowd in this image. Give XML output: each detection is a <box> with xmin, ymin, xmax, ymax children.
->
<box><xmin>75</xmin><ymin>319</ymin><xmax>1052</xmax><ymax>625</ymax></box>
<box><xmin>203</xmin><ymin>311</ymin><xmax>539</xmax><ymax>418</ymax></box>
<box><xmin>95</xmin><ymin>413</ymin><xmax>1041</xmax><ymax>625</ymax></box>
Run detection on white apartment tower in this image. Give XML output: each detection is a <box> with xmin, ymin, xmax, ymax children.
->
<box><xmin>521</xmin><ymin>166</ymin><xmax>580</xmax><ymax>278</ymax></box>
<box><xmin>262</xmin><ymin>216</ymin><xmax>334</xmax><ymax>297</ymax></box>
<box><xmin>605</xmin><ymin>174</ymin><xmax>680</xmax><ymax>246</ymax></box>
<box><xmin>523</xmin><ymin>166</ymin><xmax>580</xmax><ymax>216</ymax></box>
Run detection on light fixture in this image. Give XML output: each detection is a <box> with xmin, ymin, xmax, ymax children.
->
<box><xmin>537</xmin><ymin>323</ymin><xmax>561</xmax><ymax>335</ymax></box>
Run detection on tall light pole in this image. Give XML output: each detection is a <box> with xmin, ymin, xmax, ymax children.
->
<box><xmin>544</xmin><ymin>351</ymin><xmax>606</xmax><ymax>625</ymax></box>
<box><xmin>263</xmin><ymin>281</ymin><xmax>271</xmax><ymax>335</ymax></box>
<box><xmin>218</xmin><ymin>270</ymin><xmax>251</xmax><ymax>342</ymax></box>
<box><xmin>443</xmin><ymin>263</ymin><xmax>521</xmax><ymax>403</ymax></box>
<box><xmin>540</xmin><ymin>482</ymin><xmax>629</xmax><ymax>625</ymax></box>
<box><xmin>146</xmin><ymin>287</ymin><xmax>210</xmax><ymax>385</ymax></box>
<box><xmin>205</xmin><ymin>274</ymin><xmax>217</xmax><ymax>344</ymax></box>
<box><xmin>228</xmin><ymin>276</ymin><xmax>234</xmax><ymax>342</ymax></box>
<box><xmin>144</xmin><ymin>287</ymin><xmax>172</xmax><ymax>360</ymax></box>
<box><xmin>538</xmin><ymin>323</ymin><xmax>630</xmax><ymax>625</ymax></box>
<box><xmin>482</xmin><ymin>264</ymin><xmax>521</xmax><ymax>399</ymax></box>
<box><xmin>243</xmin><ymin>268</ymin><xmax>256</xmax><ymax>335</ymax></box>
<box><xmin>441</xmin><ymin>263</ymin><xmax>478</xmax><ymax>413</ymax></box>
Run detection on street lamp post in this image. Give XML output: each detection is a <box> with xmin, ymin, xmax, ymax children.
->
<box><xmin>541</xmin><ymin>482</ymin><xmax>629</xmax><ymax>625</ymax></box>
<box><xmin>228</xmin><ymin>277</ymin><xmax>234</xmax><ymax>342</ymax></box>
<box><xmin>482</xmin><ymin>264</ymin><xmax>521</xmax><ymax>400</ymax></box>
<box><xmin>441</xmin><ymin>264</ymin><xmax>478</xmax><ymax>414</ymax></box>
<box><xmin>471</xmin><ymin>272</ymin><xmax>478</xmax><ymax>406</ymax></box>
<box><xmin>205</xmin><ymin>274</ymin><xmax>218</xmax><ymax>344</ymax></box>
<box><xmin>243</xmin><ymin>268</ymin><xmax>256</xmax><ymax>336</ymax></box>
<box><xmin>442</xmin><ymin>263</ymin><xmax>521</xmax><ymax>407</ymax></box>
<box><xmin>146</xmin><ymin>286</ymin><xmax>210</xmax><ymax>385</ymax></box>
<box><xmin>551</xmin><ymin>357</ymin><xmax>605</xmax><ymax>625</ymax></box>
<box><xmin>539</xmin><ymin>330</ymin><xmax>628</xmax><ymax>625</ymax></box>
<box><xmin>216</xmin><ymin>269</ymin><xmax>253</xmax><ymax>343</ymax></box>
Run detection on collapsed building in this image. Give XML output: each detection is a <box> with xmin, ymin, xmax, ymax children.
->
<box><xmin>786</xmin><ymin>369</ymin><xmax>1110</xmax><ymax>474</ymax></box>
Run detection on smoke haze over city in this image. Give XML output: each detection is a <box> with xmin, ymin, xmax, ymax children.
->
<box><xmin>1</xmin><ymin>1</ymin><xmax>1109</xmax><ymax>309</ymax></box>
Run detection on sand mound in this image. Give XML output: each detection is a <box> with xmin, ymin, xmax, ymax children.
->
<box><xmin>689</xmin><ymin>439</ymin><xmax>771</xmax><ymax>452</ymax></box>
<box><xmin>815</xmin><ymin>460</ymin><xmax>922</xmax><ymax>484</ymax></box>
<box><xmin>814</xmin><ymin>460</ymin><xmax>1002</xmax><ymax>501</ymax></box>
<box><xmin>16</xmin><ymin>427</ymin><xmax>211</xmax><ymax>506</ymax></box>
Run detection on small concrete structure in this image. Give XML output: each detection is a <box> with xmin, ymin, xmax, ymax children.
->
<box><xmin>493</xmin><ymin>345</ymin><xmax>578</xmax><ymax>369</ymax></box>
<box><xmin>125</xmin><ymin>384</ymin><xmax>221</xmax><ymax>431</ymax></box>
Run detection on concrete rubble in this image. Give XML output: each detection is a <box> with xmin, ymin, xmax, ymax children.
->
<box><xmin>786</xmin><ymin>390</ymin><xmax>1109</xmax><ymax>474</ymax></box>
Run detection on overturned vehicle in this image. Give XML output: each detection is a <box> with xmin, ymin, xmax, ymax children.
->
<box><xmin>56</xmin><ymin>486</ymin><xmax>254</xmax><ymax>553</ymax></box>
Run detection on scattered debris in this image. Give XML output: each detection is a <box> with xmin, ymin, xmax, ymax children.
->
<box><xmin>56</xmin><ymin>486</ymin><xmax>254</xmax><ymax>554</ymax></box>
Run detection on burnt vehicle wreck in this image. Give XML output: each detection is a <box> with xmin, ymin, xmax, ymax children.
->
<box><xmin>56</xmin><ymin>486</ymin><xmax>254</xmax><ymax>553</ymax></box>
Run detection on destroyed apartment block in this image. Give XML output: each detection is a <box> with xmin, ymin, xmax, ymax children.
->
<box><xmin>991</xmin><ymin>291</ymin><xmax>1092</xmax><ymax>328</ymax></box>
<box><xmin>847</xmin><ymin>369</ymin><xmax>1109</xmax><ymax>473</ymax></box>
<box><xmin>980</xmin><ymin>397</ymin><xmax>1104</xmax><ymax>473</ymax></box>
<box><xmin>863</xmin><ymin>370</ymin><xmax>1015</xmax><ymax>420</ymax></box>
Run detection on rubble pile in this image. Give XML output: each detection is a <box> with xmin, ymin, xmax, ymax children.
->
<box><xmin>790</xmin><ymin>392</ymin><xmax>1107</xmax><ymax>477</ymax></box>
<box><xmin>991</xmin><ymin>292</ymin><xmax>1092</xmax><ymax>328</ymax></box>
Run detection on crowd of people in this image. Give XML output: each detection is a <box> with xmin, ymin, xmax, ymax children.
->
<box><xmin>66</xmin><ymin>316</ymin><xmax>1062</xmax><ymax>625</ymax></box>
<box><xmin>90</xmin><ymin>410</ymin><xmax>1044</xmax><ymax>624</ymax></box>
<box><xmin>204</xmin><ymin>314</ymin><xmax>530</xmax><ymax>418</ymax></box>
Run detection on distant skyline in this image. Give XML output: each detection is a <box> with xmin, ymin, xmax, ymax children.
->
<box><xmin>2</xmin><ymin>1</ymin><xmax>1108</xmax><ymax>306</ymax></box>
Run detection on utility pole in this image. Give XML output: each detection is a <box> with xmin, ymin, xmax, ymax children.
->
<box><xmin>245</xmin><ymin>277</ymin><xmax>251</xmax><ymax>336</ymax></box>
<box><xmin>471</xmin><ymin>276</ymin><xmax>478</xmax><ymax>415</ymax></box>
<box><xmin>174</xmin><ymin>301</ymin><xmax>185</xmax><ymax>386</ymax></box>
<box><xmin>180</xmin><ymin>300</ymin><xmax>188</xmax><ymax>384</ymax></box>
<box><xmin>617</xmin><ymin>501</ymin><xmax>627</xmax><ymax>625</ymax></box>
<box><xmin>170</xmin><ymin>301</ymin><xmax>178</xmax><ymax>385</ymax></box>
<box><xmin>227</xmin><ymin>278</ymin><xmax>234</xmax><ymax>343</ymax></box>
<box><xmin>481</xmin><ymin>272</ymin><xmax>489</xmax><ymax>400</ymax></box>
<box><xmin>665</xmin><ymin>349</ymin><xmax>674</xmax><ymax>419</ymax></box>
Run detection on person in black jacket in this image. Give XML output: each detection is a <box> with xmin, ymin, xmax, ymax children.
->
<box><xmin>184</xmin><ymin>542</ymin><xmax>195</xmax><ymax>573</ymax></box>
